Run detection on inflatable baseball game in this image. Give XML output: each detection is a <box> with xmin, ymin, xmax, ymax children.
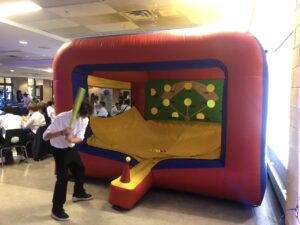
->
<box><xmin>53</xmin><ymin>31</ymin><xmax>268</xmax><ymax>209</ymax></box>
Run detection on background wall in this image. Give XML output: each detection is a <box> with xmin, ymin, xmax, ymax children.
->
<box><xmin>42</xmin><ymin>80</ymin><xmax>52</xmax><ymax>102</ymax></box>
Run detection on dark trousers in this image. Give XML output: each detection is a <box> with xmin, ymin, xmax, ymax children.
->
<box><xmin>52</xmin><ymin>146</ymin><xmax>86</xmax><ymax>211</ymax></box>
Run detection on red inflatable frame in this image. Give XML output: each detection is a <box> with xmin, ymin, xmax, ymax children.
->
<box><xmin>53</xmin><ymin>32</ymin><xmax>268</xmax><ymax>207</ymax></box>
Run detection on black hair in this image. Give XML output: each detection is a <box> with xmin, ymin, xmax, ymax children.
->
<box><xmin>78</xmin><ymin>100</ymin><xmax>93</xmax><ymax>117</ymax></box>
<box><xmin>100</xmin><ymin>101</ymin><xmax>106</xmax><ymax>107</ymax></box>
<box><xmin>47</xmin><ymin>100</ymin><xmax>54</xmax><ymax>106</ymax></box>
<box><xmin>38</xmin><ymin>101</ymin><xmax>51</xmax><ymax>125</ymax></box>
<box><xmin>124</xmin><ymin>99</ymin><xmax>131</xmax><ymax>105</ymax></box>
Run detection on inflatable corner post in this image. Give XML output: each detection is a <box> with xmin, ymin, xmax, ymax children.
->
<box><xmin>53</xmin><ymin>31</ymin><xmax>268</xmax><ymax>209</ymax></box>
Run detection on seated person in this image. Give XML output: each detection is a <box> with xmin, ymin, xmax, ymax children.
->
<box><xmin>0</xmin><ymin>106</ymin><xmax>23</xmax><ymax>137</ymax></box>
<box><xmin>111</xmin><ymin>102</ymin><xmax>122</xmax><ymax>116</ymax></box>
<box><xmin>94</xmin><ymin>101</ymin><xmax>108</xmax><ymax>117</ymax></box>
<box><xmin>22</xmin><ymin>102</ymin><xmax>46</xmax><ymax>153</ymax></box>
<box><xmin>120</xmin><ymin>99</ymin><xmax>131</xmax><ymax>113</ymax></box>
<box><xmin>0</xmin><ymin>106</ymin><xmax>23</xmax><ymax>162</ymax></box>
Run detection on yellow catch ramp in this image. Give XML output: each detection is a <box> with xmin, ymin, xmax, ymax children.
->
<box><xmin>88</xmin><ymin>107</ymin><xmax>221</xmax><ymax>208</ymax></box>
<box><xmin>109</xmin><ymin>159</ymin><xmax>156</xmax><ymax>209</ymax></box>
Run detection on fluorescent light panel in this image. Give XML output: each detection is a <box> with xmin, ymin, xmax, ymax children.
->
<box><xmin>19</xmin><ymin>40</ymin><xmax>28</xmax><ymax>45</ymax></box>
<box><xmin>0</xmin><ymin>1</ymin><xmax>42</xmax><ymax>17</ymax></box>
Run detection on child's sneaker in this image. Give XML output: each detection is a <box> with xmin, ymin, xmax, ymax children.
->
<box><xmin>51</xmin><ymin>209</ymin><xmax>70</xmax><ymax>221</ymax></box>
<box><xmin>72</xmin><ymin>193</ymin><xmax>93</xmax><ymax>202</ymax></box>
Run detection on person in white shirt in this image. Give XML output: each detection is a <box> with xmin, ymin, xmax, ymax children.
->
<box><xmin>22</xmin><ymin>102</ymin><xmax>46</xmax><ymax>156</ymax></box>
<box><xmin>23</xmin><ymin>102</ymin><xmax>46</xmax><ymax>135</ymax></box>
<box><xmin>0</xmin><ymin>106</ymin><xmax>22</xmax><ymax>139</ymax></box>
<box><xmin>43</xmin><ymin>100</ymin><xmax>93</xmax><ymax>222</ymax></box>
<box><xmin>110</xmin><ymin>102</ymin><xmax>121</xmax><ymax>116</ymax></box>
<box><xmin>0</xmin><ymin>106</ymin><xmax>23</xmax><ymax>162</ymax></box>
<box><xmin>47</xmin><ymin>100</ymin><xmax>55</xmax><ymax>122</ymax></box>
<box><xmin>120</xmin><ymin>99</ymin><xmax>131</xmax><ymax>113</ymax></box>
<box><xmin>94</xmin><ymin>101</ymin><xmax>108</xmax><ymax>117</ymax></box>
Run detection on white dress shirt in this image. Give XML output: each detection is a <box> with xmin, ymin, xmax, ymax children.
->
<box><xmin>121</xmin><ymin>104</ymin><xmax>131</xmax><ymax>112</ymax></box>
<box><xmin>23</xmin><ymin>111</ymin><xmax>46</xmax><ymax>134</ymax></box>
<box><xmin>47</xmin><ymin>105</ymin><xmax>55</xmax><ymax>121</ymax></box>
<box><xmin>111</xmin><ymin>105</ymin><xmax>121</xmax><ymax>116</ymax></box>
<box><xmin>43</xmin><ymin>110</ymin><xmax>89</xmax><ymax>149</ymax></box>
<box><xmin>0</xmin><ymin>113</ymin><xmax>22</xmax><ymax>137</ymax></box>
<box><xmin>96</xmin><ymin>107</ymin><xmax>108</xmax><ymax>117</ymax></box>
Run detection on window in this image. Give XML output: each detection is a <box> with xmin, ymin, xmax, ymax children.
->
<box><xmin>87</xmin><ymin>76</ymin><xmax>131</xmax><ymax>117</ymax></box>
<box><xmin>249</xmin><ymin>0</ymin><xmax>294</xmax><ymax>209</ymax></box>
<box><xmin>0</xmin><ymin>77</ymin><xmax>13</xmax><ymax>101</ymax></box>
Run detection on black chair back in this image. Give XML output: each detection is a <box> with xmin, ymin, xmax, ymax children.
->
<box><xmin>4</xmin><ymin>129</ymin><xmax>26</xmax><ymax>148</ymax></box>
<box><xmin>32</xmin><ymin>125</ymin><xmax>51</xmax><ymax>160</ymax></box>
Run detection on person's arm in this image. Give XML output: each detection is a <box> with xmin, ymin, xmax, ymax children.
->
<box><xmin>23</xmin><ymin>115</ymin><xmax>34</xmax><ymax>128</ymax></box>
<box><xmin>67</xmin><ymin>118</ymin><xmax>89</xmax><ymax>144</ymax></box>
<box><xmin>43</xmin><ymin>129</ymin><xmax>67</xmax><ymax>140</ymax></box>
<box><xmin>42</xmin><ymin>116</ymin><xmax>69</xmax><ymax>141</ymax></box>
<box><xmin>65</xmin><ymin>135</ymin><xmax>82</xmax><ymax>144</ymax></box>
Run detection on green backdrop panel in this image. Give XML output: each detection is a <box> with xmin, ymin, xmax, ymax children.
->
<box><xmin>145</xmin><ymin>79</ymin><xmax>224</xmax><ymax>122</ymax></box>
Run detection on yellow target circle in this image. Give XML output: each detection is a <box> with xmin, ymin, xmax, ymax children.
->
<box><xmin>171</xmin><ymin>112</ymin><xmax>179</xmax><ymax>118</ymax></box>
<box><xmin>164</xmin><ymin>84</ymin><xmax>172</xmax><ymax>92</ymax></box>
<box><xmin>184</xmin><ymin>98</ymin><xmax>192</xmax><ymax>106</ymax></box>
<box><xmin>196</xmin><ymin>113</ymin><xmax>205</xmax><ymax>120</ymax></box>
<box><xmin>125</xmin><ymin>156</ymin><xmax>131</xmax><ymax>163</ymax></box>
<box><xmin>151</xmin><ymin>107</ymin><xmax>158</xmax><ymax>115</ymax></box>
<box><xmin>162</xmin><ymin>99</ymin><xmax>170</xmax><ymax>106</ymax></box>
<box><xmin>150</xmin><ymin>88</ymin><xmax>156</xmax><ymax>96</ymax></box>
<box><xmin>207</xmin><ymin>100</ymin><xmax>215</xmax><ymax>108</ymax></box>
<box><xmin>184</xmin><ymin>82</ymin><xmax>193</xmax><ymax>90</ymax></box>
<box><xmin>207</xmin><ymin>84</ymin><xmax>215</xmax><ymax>93</ymax></box>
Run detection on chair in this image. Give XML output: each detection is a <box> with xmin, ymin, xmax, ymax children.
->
<box><xmin>0</xmin><ymin>129</ymin><xmax>28</xmax><ymax>168</ymax></box>
<box><xmin>31</xmin><ymin>125</ymin><xmax>51</xmax><ymax>161</ymax></box>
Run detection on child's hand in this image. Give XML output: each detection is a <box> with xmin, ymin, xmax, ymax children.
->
<box><xmin>64</xmin><ymin>127</ymin><xmax>72</xmax><ymax>136</ymax></box>
<box><xmin>65</xmin><ymin>135</ymin><xmax>72</xmax><ymax>143</ymax></box>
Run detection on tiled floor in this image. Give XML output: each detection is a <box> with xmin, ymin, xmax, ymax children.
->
<box><xmin>0</xmin><ymin>156</ymin><xmax>284</xmax><ymax>225</ymax></box>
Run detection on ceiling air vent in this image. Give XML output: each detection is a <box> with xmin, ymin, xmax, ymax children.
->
<box><xmin>123</xmin><ymin>10</ymin><xmax>157</xmax><ymax>21</ymax></box>
<box><xmin>7</xmin><ymin>55</ymin><xmax>20</xmax><ymax>58</ymax></box>
<box><xmin>38</xmin><ymin>46</ymin><xmax>50</xmax><ymax>49</ymax></box>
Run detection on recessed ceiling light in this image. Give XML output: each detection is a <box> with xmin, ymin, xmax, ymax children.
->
<box><xmin>19</xmin><ymin>40</ymin><xmax>28</xmax><ymax>45</ymax></box>
<box><xmin>0</xmin><ymin>1</ymin><xmax>42</xmax><ymax>17</ymax></box>
<box><xmin>10</xmin><ymin>70</ymin><xmax>15</xmax><ymax>72</ymax></box>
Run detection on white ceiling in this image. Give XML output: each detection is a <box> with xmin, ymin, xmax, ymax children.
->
<box><xmin>0</xmin><ymin>0</ymin><xmax>256</xmax><ymax>80</ymax></box>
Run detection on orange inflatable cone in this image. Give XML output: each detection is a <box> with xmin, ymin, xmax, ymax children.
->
<box><xmin>120</xmin><ymin>156</ymin><xmax>131</xmax><ymax>183</ymax></box>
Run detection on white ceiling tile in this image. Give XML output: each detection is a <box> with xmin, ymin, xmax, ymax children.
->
<box><xmin>107</xmin><ymin>0</ymin><xmax>175</xmax><ymax>11</ymax></box>
<box><xmin>47</xmin><ymin>2</ymin><xmax>117</xmax><ymax>18</ymax></box>
<box><xmin>71</xmin><ymin>14</ymin><xmax>128</xmax><ymax>26</ymax></box>
<box><xmin>45</xmin><ymin>26</ymin><xmax>96</xmax><ymax>39</ymax></box>
<box><xmin>26</xmin><ymin>19</ymin><xmax>79</xmax><ymax>30</ymax></box>
<box><xmin>34</xmin><ymin>0</ymin><xmax>98</xmax><ymax>8</ymax></box>
<box><xmin>86</xmin><ymin>22</ymin><xmax>140</xmax><ymax>32</ymax></box>
<box><xmin>5</xmin><ymin>10</ymin><xmax>60</xmax><ymax>23</ymax></box>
